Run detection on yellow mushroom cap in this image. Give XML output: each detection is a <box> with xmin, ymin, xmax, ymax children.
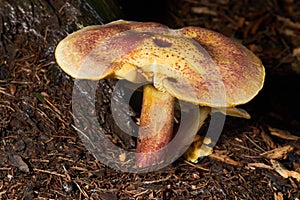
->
<box><xmin>55</xmin><ymin>20</ymin><xmax>168</xmax><ymax>80</ymax></box>
<box><xmin>178</xmin><ymin>27</ymin><xmax>265</xmax><ymax>107</ymax></box>
<box><xmin>55</xmin><ymin>20</ymin><xmax>265</xmax><ymax>107</ymax></box>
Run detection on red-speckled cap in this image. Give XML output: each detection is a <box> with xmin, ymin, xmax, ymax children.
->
<box><xmin>55</xmin><ymin>20</ymin><xmax>265</xmax><ymax>107</ymax></box>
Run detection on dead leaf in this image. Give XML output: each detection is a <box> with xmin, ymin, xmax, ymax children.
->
<box><xmin>8</xmin><ymin>153</ymin><xmax>30</xmax><ymax>173</ymax></box>
<box><xmin>260</xmin><ymin>145</ymin><xmax>294</xmax><ymax>159</ymax></box>
<box><xmin>271</xmin><ymin>159</ymin><xmax>300</xmax><ymax>182</ymax></box>
<box><xmin>268</xmin><ymin>127</ymin><xmax>299</xmax><ymax>141</ymax></box>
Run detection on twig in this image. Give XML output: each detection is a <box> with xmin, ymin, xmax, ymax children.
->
<box><xmin>142</xmin><ymin>175</ymin><xmax>172</xmax><ymax>184</ymax></box>
<box><xmin>0</xmin><ymin>190</ymin><xmax>7</xmax><ymax>197</ymax></box>
<box><xmin>0</xmin><ymin>89</ymin><xmax>13</xmax><ymax>97</ymax></box>
<box><xmin>133</xmin><ymin>189</ymin><xmax>150</xmax><ymax>198</ymax></box>
<box><xmin>0</xmin><ymin>167</ymin><xmax>11</xmax><ymax>170</ymax></box>
<box><xmin>30</xmin><ymin>159</ymin><xmax>50</xmax><ymax>163</ymax></box>
<box><xmin>191</xmin><ymin>7</ymin><xmax>217</xmax><ymax>16</ymax></box>
<box><xmin>10</xmin><ymin>81</ymin><xmax>32</xmax><ymax>84</ymax></box>
<box><xmin>33</xmin><ymin>168</ymin><xmax>66</xmax><ymax>177</ymax></box>
<box><xmin>72</xmin><ymin>124</ymin><xmax>96</xmax><ymax>149</ymax></box>
<box><xmin>73</xmin><ymin>181</ymin><xmax>89</xmax><ymax>198</ymax></box>
<box><xmin>276</xmin><ymin>15</ymin><xmax>300</xmax><ymax>29</ymax></box>
<box><xmin>245</xmin><ymin>134</ymin><xmax>265</xmax><ymax>152</ymax></box>
<box><xmin>0</xmin><ymin>104</ymin><xmax>15</xmax><ymax>112</ymax></box>
<box><xmin>44</xmin><ymin>97</ymin><xmax>62</xmax><ymax>115</ymax></box>
<box><xmin>184</xmin><ymin>160</ymin><xmax>210</xmax><ymax>171</ymax></box>
<box><xmin>52</xmin><ymin>190</ymin><xmax>68</xmax><ymax>197</ymax></box>
<box><xmin>70</xmin><ymin>166</ymin><xmax>89</xmax><ymax>172</ymax></box>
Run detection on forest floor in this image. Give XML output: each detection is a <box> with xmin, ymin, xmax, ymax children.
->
<box><xmin>1</xmin><ymin>0</ymin><xmax>300</xmax><ymax>199</ymax></box>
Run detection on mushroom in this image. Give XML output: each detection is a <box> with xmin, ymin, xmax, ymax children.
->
<box><xmin>55</xmin><ymin>20</ymin><xmax>265</xmax><ymax>167</ymax></box>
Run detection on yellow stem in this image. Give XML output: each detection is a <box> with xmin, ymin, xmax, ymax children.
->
<box><xmin>136</xmin><ymin>85</ymin><xmax>174</xmax><ymax>167</ymax></box>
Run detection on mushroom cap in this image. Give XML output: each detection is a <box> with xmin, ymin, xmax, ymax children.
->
<box><xmin>55</xmin><ymin>20</ymin><xmax>265</xmax><ymax>107</ymax></box>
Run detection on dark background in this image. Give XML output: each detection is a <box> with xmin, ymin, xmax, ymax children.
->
<box><xmin>1</xmin><ymin>0</ymin><xmax>299</xmax><ymax>199</ymax></box>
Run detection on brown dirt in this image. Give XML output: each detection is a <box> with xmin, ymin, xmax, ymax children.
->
<box><xmin>1</xmin><ymin>0</ymin><xmax>300</xmax><ymax>199</ymax></box>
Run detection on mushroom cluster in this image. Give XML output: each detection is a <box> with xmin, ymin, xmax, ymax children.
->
<box><xmin>55</xmin><ymin>20</ymin><xmax>265</xmax><ymax>167</ymax></box>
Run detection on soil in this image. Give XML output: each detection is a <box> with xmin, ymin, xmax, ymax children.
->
<box><xmin>1</xmin><ymin>0</ymin><xmax>300</xmax><ymax>199</ymax></box>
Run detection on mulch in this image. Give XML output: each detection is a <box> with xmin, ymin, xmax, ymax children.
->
<box><xmin>0</xmin><ymin>0</ymin><xmax>299</xmax><ymax>199</ymax></box>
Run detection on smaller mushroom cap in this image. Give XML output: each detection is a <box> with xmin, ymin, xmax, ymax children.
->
<box><xmin>55</xmin><ymin>20</ymin><xmax>265</xmax><ymax>107</ymax></box>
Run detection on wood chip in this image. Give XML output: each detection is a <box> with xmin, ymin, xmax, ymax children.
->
<box><xmin>98</xmin><ymin>192</ymin><xmax>118</xmax><ymax>200</ymax></box>
<box><xmin>293</xmin><ymin>47</ymin><xmax>300</xmax><ymax>56</ymax></box>
<box><xmin>247</xmin><ymin>162</ymin><xmax>273</xmax><ymax>170</ymax></box>
<box><xmin>248</xmin><ymin>44</ymin><xmax>263</xmax><ymax>53</ymax></box>
<box><xmin>274</xmin><ymin>192</ymin><xmax>284</xmax><ymax>200</ymax></box>
<box><xmin>33</xmin><ymin>168</ymin><xmax>66</xmax><ymax>177</ymax></box>
<box><xmin>271</xmin><ymin>159</ymin><xmax>300</xmax><ymax>182</ymax></box>
<box><xmin>291</xmin><ymin>63</ymin><xmax>300</xmax><ymax>74</ymax></box>
<box><xmin>237</xmin><ymin>17</ymin><xmax>245</xmax><ymax>27</ymax></box>
<box><xmin>261</xmin><ymin>128</ymin><xmax>276</xmax><ymax>148</ymax></box>
<box><xmin>268</xmin><ymin>127</ymin><xmax>299</xmax><ymax>141</ymax></box>
<box><xmin>250</xmin><ymin>15</ymin><xmax>269</xmax><ymax>35</ymax></box>
<box><xmin>74</xmin><ymin>181</ymin><xmax>89</xmax><ymax>198</ymax></box>
<box><xmin>276</xmin><ymin>16</ymin><xmax>300</xmax><ymax>30</ymax></box>
<box><xmin>191</xmin><ymin>7</ymin><xmax>217</xmax><ymax>16</ymax></box>
<box><xmin>260</xmin><ymin>145</ymin><xmax>294</xmax><ymax>159</ymax></box>
<box><xmin>119</xmin><ymin>152</ymin><xmax>126</xmax><ymax>162</ymax></box>
<box><xmin>289</xmin><ymin>177</ymin><xmax>299</xmax><ymax>189</ymax></box>
<box><xmin>8</xmin><ymin>84</ymin><xmax>16</xmax><ymax>96</ymax></box>
<box><xmin>8</xmin><ymin>154</ymin><xmax>30</xmax><ymax>173</ymax></box>
<box><xmin>209</xmin><ymin>151</ymin><xmax>242</xmax><ymax>166</ymax></box>
<box><xmin>294</xmin><ymin>162</ymin><xmax>300</xmax><ymax>173</ymax></box>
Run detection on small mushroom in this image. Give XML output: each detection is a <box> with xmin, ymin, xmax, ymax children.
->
<box><xmin>55</xmin><ymin>20</ymin><xmax>265</xmax><ymax>167</ymax></box>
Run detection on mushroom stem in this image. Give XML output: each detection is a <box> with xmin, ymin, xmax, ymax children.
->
<box><xmin>136</xmin><ymin>85</ymin><xmax>175</xmax><ymax>167</ymax></box>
